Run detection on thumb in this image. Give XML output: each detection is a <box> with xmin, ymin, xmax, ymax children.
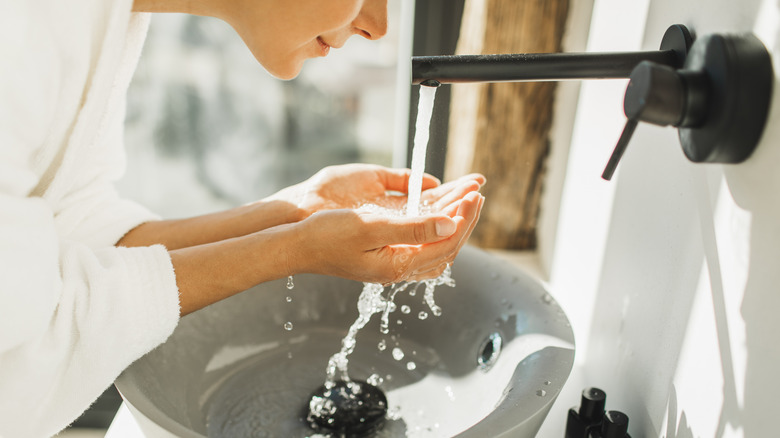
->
<box><xmin>370</xmin><ymin>215</ymin><xmax>457</xmax><ymax>246</ymax></box>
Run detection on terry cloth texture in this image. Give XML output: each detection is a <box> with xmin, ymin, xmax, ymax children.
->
<box><xmin>0</xmin><ymin>0</ymin><xmax>181</xmax><ymax>436</ymax></box>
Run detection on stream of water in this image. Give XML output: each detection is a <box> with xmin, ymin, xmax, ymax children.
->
<box><xmin>406</xmin><ymin>85</ymin><xmax>438</xmax><ymax>217</ymax></box>
<box><xmin>318</xmin><ymin>85</ymin><xmax>444</xmax><ymax>391</ymax></box>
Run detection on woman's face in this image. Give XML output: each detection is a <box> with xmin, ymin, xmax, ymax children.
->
<box><xmin>228</xmin><ymin>0</ymin><xmax>388</xmax><ymax>79</ymax></box>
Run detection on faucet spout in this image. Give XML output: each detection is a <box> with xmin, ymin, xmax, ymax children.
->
<box><xmin>411</xmin><ymin>24</ymin><xmax>693</xmax><ymax>86</ymax></box>
<box><xmin>411</xmin><ymin>50</ymin><xmax>681</xmax><ymax>85</ymax></box>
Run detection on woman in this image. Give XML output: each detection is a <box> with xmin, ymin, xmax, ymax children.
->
<box><xmin>0</xmin><ymin>0</ymin><xmax>484</xmax><ymax>436</ymax></box>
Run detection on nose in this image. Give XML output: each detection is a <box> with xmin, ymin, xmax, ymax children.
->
<box><xmin>353</xmin><ymin>0</ymin><xmax>388</xmax><ymax>40</ymax></box>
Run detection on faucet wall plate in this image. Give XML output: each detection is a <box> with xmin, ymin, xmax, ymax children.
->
<box><xmin>658</xmin><ymin>24</ymin><xmax>694</xmax><ymax>66</ymax></box>
<box><xmin>678</xmin><ymin>34</ymin><xmax>774</xmax><ymax>163</ymax></box>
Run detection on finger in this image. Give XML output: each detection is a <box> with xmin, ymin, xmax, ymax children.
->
<box><xmin>398</xmin><ymin>192</ymin><xmax>481</xmax><ymax>268</ymax></box>
<box><xmin>421</xmin><ymin>173</ymin><xmax>442</xmax><ymax>191</ymax></box>
<box><xmin>439</xmin><ymin>198</ymin><xmax>464</xmax><ymax>218</ymax></box>
<box><xmin>437</xmin><ymin>189</ymin><xmax>482</xmax><ymax>219</ymax></box>
<box><xmin>452</xmin><ymin>193</ymin><xmax>484</xmax><ymax>253</ymax></box>
<box><xmin>378</xmin><ymin>167</ymin><xmax>441</xmax><ymax>193</ymax></box>
<box><xmin>408</xmin><ymin>262</ymin><xmax>449</xmax><ymax>282</ymax></box>
<box><xmin>421</xmin><ymin>174</ymin><xmax>484</xmax><ymax>206</ymax></box>
<box><xmin>431</xmin><ymin>191</ymin><xmax>483</xmax><ymax>254</ymax></box>
<box><xmin>468</xmin><ymin>173</ymin><xmax>487</xmax><ymax>186</ymax></box>
<box><xmin>429</xmin><ymin>180</ymin><xmax>482</xmax><ymax>211</ymax></box>
<box><xmin>363</xmin><ymin>213</ymin><xmax>457</xmax><ymax>247</ymax></box>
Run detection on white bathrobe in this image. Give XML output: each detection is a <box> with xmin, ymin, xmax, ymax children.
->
<box><xmin>0</xmin><ymin>0</ymin><xmax>181</xmax><ymax>436</ymax></box>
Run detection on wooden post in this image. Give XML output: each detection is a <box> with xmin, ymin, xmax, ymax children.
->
<box><xmin>446</xmin><ymin>0</ymin><xmax>570</xmax><ymax>249</ymax></box>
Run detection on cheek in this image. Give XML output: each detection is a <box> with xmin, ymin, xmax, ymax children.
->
<box><xmin>232</xmin><ymin>0</ymin><xmax>364</xmax><ymax>78</ymax></box>
<box><xmin>236</xmin><ymin>24</ymin><xmax>312</xmax><ymax>79</ymax></box>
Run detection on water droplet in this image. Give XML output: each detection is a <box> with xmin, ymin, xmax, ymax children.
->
<box><xmin>367</xmin><ymin>373</ymin><xmax>384</xmax><ymax>386</ymax></box>
<box><xmin>285</xmin><ymin>296</ymin><xmax>293</xmax><ymax>303</ymax></box>
<box><xmin>401</xmin><ymin>305</ymin><xmax>411</xmax><ymax>314</ymax></box>
<box><xmin>542</xmin><ymin>293</ymin><xmax>553</xmax><ymax>304</ymax></box>
<box><xmin>431</xmin><ymin>306</ymin><xmax>442</xmax><ymax>317</ymax></box>
<box><xmin>444</xmin><ymin>386</ymin><xmax>455</xmax><ymax>401</ymax></box>
<box><xmin>377</xmin><ymin>340</ymin><xmax>387</xmax><ymax>351</ymax></box>
<box><xmin>406</xmin><ymin>361</ymin><xmax>417</xmax><ymax>370</ymax></box>
<box><xmin>536</xmin><ymin>389</ymin><xmax>547</xmax><ymax>397</ymax></box>
<box><xmin>392</xmin><ymin>348</ymin><xmax>405</xmax><ymax>361</ymax></box>
<box><xmin>418</xmin><ymin>311</ymin><xmax>428</xmax><ymax>320</ymax></box>
<box><xmin>287</xmin><ymin>352</ymin><xmax>293</xmax><ymax>359</ymax></box>
<box><xmin>396</xmin><ymin>319</ymin><xmax>403</xmax><ymax>325</ymax></box>
<box><xmin>544</xmin><ymin>380</ymin><xmax>552</xmax><ymax>385</ymax></box>
<box><xmin>286</xmin><ymin>276</ymin><xmax>294</xmax><ymax>290</ymax></box>
<box><xmin>284</xmin><ymin>322</ymin><xmax>293</xmax><ymax>331</ymax></box>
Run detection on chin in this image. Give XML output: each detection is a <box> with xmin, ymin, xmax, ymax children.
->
<box><xmin>263</xmin><ymin>58</ymin><xmax>306</xmax><ymax>81</ymax></box>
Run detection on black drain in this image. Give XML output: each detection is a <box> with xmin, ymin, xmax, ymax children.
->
<box><xmin>306</xmin><ymin>380</ymin><xmax>388</xmax><ymax>437</ymax></box>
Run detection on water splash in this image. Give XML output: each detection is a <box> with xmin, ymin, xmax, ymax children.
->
<box><xmin>322</xmin><ymin>258</ymin><xmax>455</xmax><ymax>388</ymax></box>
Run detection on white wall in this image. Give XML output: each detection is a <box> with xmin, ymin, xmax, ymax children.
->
<box><xmin>544</xmin><ymin>0</ymin><xmax>780</xmax><ymax>436</ymax></box>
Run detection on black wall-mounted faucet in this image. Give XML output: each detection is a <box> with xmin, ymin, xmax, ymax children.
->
<box><xmin>411</xmin><ymin>25</ymin><xmax>774</xmax><ymax>180</ymax></box>
<box><xmin>412</xmin><ymin>25</ymin><xmax>690</xmax><ymax>86</ymax></box>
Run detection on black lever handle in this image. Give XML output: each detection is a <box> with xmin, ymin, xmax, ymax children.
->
<box><xmin>602</xmin><ymin>119</ymin><xmax>638</xmax><ymax>181</ymax></box>
<box><xmin>602</xmin><ymin>61</ymin><xmax>706</xmax><ymax>180</ymax></box>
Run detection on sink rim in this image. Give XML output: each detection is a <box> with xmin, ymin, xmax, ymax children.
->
<box><xmin>115</xmin><ymin>245</ymin><xmax>575</xmax><ymax>437</ymax></box>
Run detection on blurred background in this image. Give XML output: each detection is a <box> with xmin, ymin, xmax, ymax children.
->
<box><xmin>117</xmin><ymin>3</ymin><xmax>403</xmax><ymax>218</ymax></box>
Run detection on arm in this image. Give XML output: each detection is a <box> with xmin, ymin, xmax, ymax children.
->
<box><xmin>115</xmin><ymin>163</ymin><xmax>435</xmax><ymax>249</ymax></box>
<box><xmin>163</xmin><ymin>191</ymin><xmax>483</xmax><ymax>315</ymax></box>
<box><xmin>116</xmin><ymin>197</ymin><xmax>304</xmax><ymax>250</ymax></box>
<box><xmin>117</xmin><ymin>164</ymin><xmax>484</xmax><ymax>315</ymax></box>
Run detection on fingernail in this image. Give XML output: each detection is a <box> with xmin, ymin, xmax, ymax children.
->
<box><xmin>436</xmin><ymin>218</ymin><xmax>457</xmax><ymax>236</ymax></box>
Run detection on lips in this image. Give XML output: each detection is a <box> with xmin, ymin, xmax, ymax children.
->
<box><xmin>316</xmin><ymin>37</ymin><xmax>330</xmax><ymax>56</ymax></box>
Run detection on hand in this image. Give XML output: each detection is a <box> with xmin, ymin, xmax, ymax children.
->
<box><xmin>270</xmin><ymin>163</ymin><xmax>485</xmax><ymax>218</ymax></box>
<box><xmin>289</xmin><ymin>190</ymin><xmax>485</xmax><ymax>284</ymax></box>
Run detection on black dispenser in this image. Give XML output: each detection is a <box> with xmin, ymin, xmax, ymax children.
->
<box><xmin>588</xmin><ymin>411</ymin><xmax>631</xmax><ymax>438</ymax></box>
<box><xmin>565</xmin><ymin>387</ymin><xmax>607</xmax><ymax>438</ymax></box>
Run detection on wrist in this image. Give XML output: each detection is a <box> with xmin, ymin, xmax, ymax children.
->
<box><xmin>243</xmin><ymin>196</ymin><xmax>306</xmax><ymax>229</ymax></box>
<box><xmin>279</xmin><ymin>219</ymin><xmax>313</xmax><ymax>276</ymax></box>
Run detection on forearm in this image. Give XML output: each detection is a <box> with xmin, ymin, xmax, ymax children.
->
<box><xmin>170</xmin><ymin>222</ymin><xmax>299</xmax><ymax>315</ymax></box>
<box><xmin>117</xmin><ymin>198</ymin><xmax>304</xmax><ymax>250</ymax></box>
